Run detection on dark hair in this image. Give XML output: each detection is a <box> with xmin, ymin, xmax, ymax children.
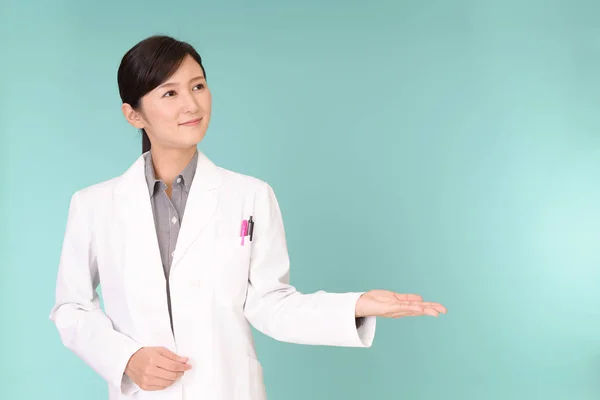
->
<box><xmin>117</xmin><ymin>35</ymin><xmax>207</xmax><ymax>154</ymax></box>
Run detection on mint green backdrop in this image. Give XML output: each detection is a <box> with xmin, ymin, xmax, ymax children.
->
<box><xmin>2</xmin><ymin>1</ymin><xmax>600</xmax><ymax>399</ymax></box>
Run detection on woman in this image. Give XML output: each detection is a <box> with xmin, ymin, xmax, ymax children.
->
<box><xmin>50</xmin><ymin>35</ymin><xmax>446</xmax><ymax>400</ymax></box>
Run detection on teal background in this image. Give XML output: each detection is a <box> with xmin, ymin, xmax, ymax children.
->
<box><xmin>2</xmin><ymin>0</ymin><xmax>600</xmax><ymax>398</ymax></box>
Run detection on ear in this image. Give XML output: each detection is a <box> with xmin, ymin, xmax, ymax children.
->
<box><xmin>121</xmin><ymin>103</ymin><xmax>145</xmax><ymax>129</ymax></box>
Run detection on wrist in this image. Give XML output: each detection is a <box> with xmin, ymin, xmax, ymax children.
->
<box><xmin>355</xmin><ymin>292</ymin><xmax>367</xmax><ymax>318</ymax></box>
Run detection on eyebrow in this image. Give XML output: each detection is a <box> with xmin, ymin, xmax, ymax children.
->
<box><xmin>158</xmin><ymin>76</ymin><xmax>205</xmax><ymax>89</ymax></box>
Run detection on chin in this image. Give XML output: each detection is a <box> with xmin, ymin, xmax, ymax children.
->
<box><xmin>184</xmin><ymin>131</ymin><xmax>207</xmax><ymax>148</ymax></box>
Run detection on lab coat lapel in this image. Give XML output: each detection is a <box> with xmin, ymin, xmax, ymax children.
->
<box><xmin>172</xmin><ymin>151</ymin><xmax>222</xmax><ymax>270</ymax></box>
<box><xmin>114</xmin><ymin>154</ymin><xmax>174</xmax><ymax>346</ymax></box>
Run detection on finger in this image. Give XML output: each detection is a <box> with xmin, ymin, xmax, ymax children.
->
<box><xmin>390</xmin><ymin>306</ymin><xmax>440</xmax><ymax>318</ymax></box>
<box><xmin>155</xmin><ymin>355</ymin><xmax>192</xmax><ymax>373</ymax></box>
<box><xmin>423</xmin><ymin>307</ymin><xmax>439</xmax><ymax>317</ymax></box>
<box><xmin>156</xmin><ymin>347</ymin><xmax>189</xmax><ymax>363</ymax></box>
<box><xmin>391</xmin><ymin>311</ymin><xmax>422</xmax><ymax>318</ymax></box>
<box><xmin>150</xmin><ymin>365</ymin><xmax>184</xmax><ymax>381</ymax></box>
<box><xmin>430</xmin><ymin>304</ymin><xmax>446</xmax><ymax>314</ymax></box>
<box><xmin>404</xmin><ymin>312</ymin><xmax>423</xmax><ymax>317</ymax></box>
<box><xmin>399</xmin><ymin>301</ymin><xmax>447</xmax><ymax>314</ymax></box>
<box><xmin>395</xmin><ymin>306</ymin><xmax>437</xmax><ymax>317</ymax></box>
<box><xmin>435</xmin><ymin>304</ymin><xmax>447</xmax><ymax>314</ymax></box>
<box><xmin>391</xmin><ymin>302</ymin><xmax>425</xmax><ymax>313</ymax></box>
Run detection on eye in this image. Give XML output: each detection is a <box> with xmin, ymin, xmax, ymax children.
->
<box><xmin>193</xmin><ymin>83</ymin><xmax>205</xmax><ymax>91</ymax></box>
<box><xmin>163</xmin><ymin>90</ymin><xmax>176</xmax><ymax>98</ymax></box>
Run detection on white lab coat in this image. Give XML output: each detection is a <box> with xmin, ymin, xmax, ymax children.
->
<box><xmin>49</xmin><ymin>151</ymin><xmax>376</xmax><ymax>400</ymax></box>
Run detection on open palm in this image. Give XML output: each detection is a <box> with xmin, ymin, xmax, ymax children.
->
<box><xmin>355</xmin><ymin>290</ymin><xmax>447</xmax><ymax>318</ymax></box>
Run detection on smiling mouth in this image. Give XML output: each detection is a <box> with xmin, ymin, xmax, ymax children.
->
<box><xmin>180</xmin><ymin>117</ymin><xmax>203</xmax><ymax>126</ymax></box>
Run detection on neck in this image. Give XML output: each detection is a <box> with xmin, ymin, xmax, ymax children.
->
<box><xmin>150</xmin><ymin>146</ymin><xmax>197</xmax><ymax>185</ymax></box>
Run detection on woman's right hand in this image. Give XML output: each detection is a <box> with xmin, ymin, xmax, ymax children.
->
<box><xmin>124</xmin><ymin>347</ymin><xmax>192</xmax><ymax>391</ymax></box>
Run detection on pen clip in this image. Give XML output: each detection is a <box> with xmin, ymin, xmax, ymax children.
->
<box><xmin>248</xmin><ymin>216</ymin><xmax>254</xmax><ymax>242</ymax></box>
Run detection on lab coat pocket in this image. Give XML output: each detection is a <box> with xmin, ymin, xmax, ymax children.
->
<box><xmin>226</xmin><ymin>234</ymin><xmax>253</xmax><ymax>262</ymax></box>
<box><xmin>214</xmin><ymin>215</ymin><xmax>254</xmax><ymax>265</ymax></box>
<box><xmin>236</xmin><ymin>356</ymin><xmax>267</xmax><ymax>400</ymax></box>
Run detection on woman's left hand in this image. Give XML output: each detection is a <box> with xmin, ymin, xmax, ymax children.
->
<box><xmin>355</xmin><ymin>290</ymin><xmax>447</xmax><ymax>318</ymax></box>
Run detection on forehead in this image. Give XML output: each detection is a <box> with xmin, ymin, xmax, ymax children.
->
<box><xmin>167</xmin><ymin>55</ymin><xmax>205</xmax><ymax>81</ymax></box>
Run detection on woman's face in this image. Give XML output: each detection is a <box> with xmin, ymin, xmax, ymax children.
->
<box><xmin>125</xmin><ymin>54</ymin><xmax>212</xmax><ymax>151</ymax></box>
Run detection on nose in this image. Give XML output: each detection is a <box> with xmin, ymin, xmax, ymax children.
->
<box><xmin>181</xmin><ymin>91</ymin><xmax>200</xmax><ymax>114</ymax></box>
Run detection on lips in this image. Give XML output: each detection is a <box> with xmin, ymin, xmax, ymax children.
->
<box><xmin>179</xmin><ymin>117</ymin><xmax>203</xmax><ymax>126</ymax></box>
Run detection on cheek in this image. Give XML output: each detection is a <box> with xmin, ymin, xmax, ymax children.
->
<box><xmin>146</xmin><ymin>102</ymin><xmax>180</xmax><ymax>127</ymax></box>
<box><xmin>200</xmin><ymin>91</ymin><xmax>212</xmax><ymax>112</ymax></box>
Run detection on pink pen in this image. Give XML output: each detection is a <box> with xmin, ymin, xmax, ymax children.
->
<box><xmin>240</xmin><ymin>219</ymin><xmax>248</xmax><ymax>246</ymax></box>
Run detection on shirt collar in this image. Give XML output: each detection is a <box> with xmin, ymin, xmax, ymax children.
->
<box><xmin>144</xmin><ymin>150</ymin><xmax>199</xmax><ymax>197</ymax></box>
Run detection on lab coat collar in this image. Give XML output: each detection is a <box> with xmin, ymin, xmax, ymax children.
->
<box><xmin>114</xmin><ymin>149</ymin><xmax>222</xmax><ymax>272</ymax></box>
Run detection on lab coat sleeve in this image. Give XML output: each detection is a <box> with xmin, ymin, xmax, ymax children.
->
<box><xmin>49</xmin><ymin>191</ymin><xmax>143</xmax><ymax>395</ymax></box>
<box><xmin>243</xmin><ymin>183</ymin><xmax>376</xmax><ymax>347</ymax></box>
